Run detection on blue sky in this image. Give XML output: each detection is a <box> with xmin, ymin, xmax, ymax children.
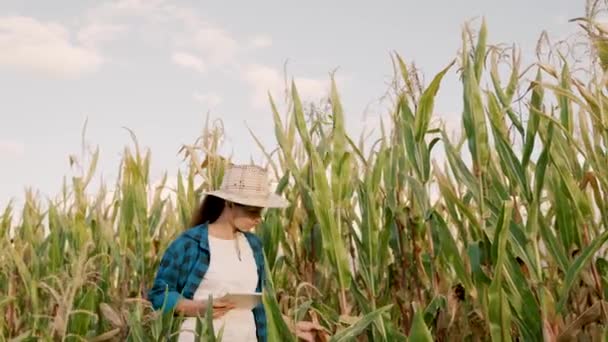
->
<box><xmin>0</xmin><ymin>0</ymin><xmax>580</xmax><ymax>208</ymax></box>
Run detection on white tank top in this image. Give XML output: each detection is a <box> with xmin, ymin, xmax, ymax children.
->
<box><xmin>178</xmin><ymin>233</ymin><xmax>258</xmax><ymax>341</ymax></box>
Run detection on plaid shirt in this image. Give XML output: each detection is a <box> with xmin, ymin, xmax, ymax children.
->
<box><xmin>147</xmin><ymin>223</ymin><xmax>267</xmax><ymax>341</ymax></box>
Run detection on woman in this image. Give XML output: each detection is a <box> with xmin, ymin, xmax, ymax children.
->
<box><xmin>147</xmin><ymin>164</ymin><xmax>324</xmax><ymax>342</ymax></box>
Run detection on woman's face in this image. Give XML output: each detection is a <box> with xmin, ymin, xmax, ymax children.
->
<box><xmin>230</xmin><ymin>202</ymin><xmax>264</xmax><ymax>231</ymax></box>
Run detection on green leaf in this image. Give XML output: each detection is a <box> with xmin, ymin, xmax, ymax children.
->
<box><xmin>557</xmin><ymin>229</ymin><xmax>608</xmax><ymax>313</ymax></box>
<box><xmin>415</xmin><ymin>60</ymin><xmax>455</xmax><ymax>141</ymax></box>
<box><xmin>487</xmin><ymin>92</ymin><xmax>531</xmax><ymax>202</ymax></box>
<box><xmin>408</xmin><ymin>304</ymin><xmax>433</xmax><ymax>342</ymax></box>
<box><xmin>462</xmin><ymin>53</ymin><xmax>490</xmax><ymax>173</ymax></box>
<box><xmin>431</xmin><ymin>212</ymin><xmax>474</xmax><ymax>290</ymax></box>
<box><xmin>559</xmin><ymin>62</ymin><xmax>572</xmax><ymax>134</ymax></box>
<box><xmin>488</xmin><ymin>200</ymin><xmax>513</xmax><ymax>342</ymax></box>
<box><xmin>474</xmin><ymin>18</ymin><xmax>487</xmax><ymax>83</ymax></box>
<box><xmin>329</xmin><ymin>305</ymin><xmax>392</xmax><ymax>342</ymax></box>
<box><xmin>263</xmin><ymin>255</ymin><xmax>297</xmax><ymax>342</ymax></box>
<box><xmin>423</xmin><ymin>295</ymin><xmax>447</xmax><ymax>325</ymax></box>
<box><xmin>522</xmin><ymin>71</ymin><xmax>543</xmax><ymax>168</ymax></box>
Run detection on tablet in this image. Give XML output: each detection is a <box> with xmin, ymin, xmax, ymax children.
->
<box><xmin>219</xmin><ymin>292</ymin><xmax>263</xmax><ymax>310</ymax></box>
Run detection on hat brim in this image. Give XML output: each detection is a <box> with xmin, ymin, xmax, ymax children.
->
<box><xmin>203</xmin><ymin>190</ymin><xmax>289</xmax><ymax>208</ymax></box>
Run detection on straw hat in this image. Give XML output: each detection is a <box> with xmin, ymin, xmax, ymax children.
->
<box><xmin>204</xmin><ymin>164</ymin><xmax>289</xmax><ymax>208</ymax></box>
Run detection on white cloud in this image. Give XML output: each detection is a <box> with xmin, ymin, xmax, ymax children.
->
<box><xmin>88</xmin><ymin>0</ymin><xmax>207</xmax><ymax>32</ymax></box>
<box><xmin>172</xmin><ymin>51</ymin><xmax>207</xmax><ymax>73</ymax></box>
<box><xmin>193</xmin><ymin>92</ymin><xmax>222</xmax><ymax>108</ymax></box>
<box><xmin>0</xmin><ymin>140</ymin><xmax>25</xmax><ymax>158</ymax></box>
<box><xmin>112</xmin><ymin>0</ymin><xmax>166</xmax><ymax>11</ymax></box>
<box><xmin>188</xmin><ymin>27</ymin><xmax>238</xmax><ymax>65</ymax></box>
<box><xmin>77</xmin><ymin>22</ymin><xmax>124</xmax><ymax>48</ymax></box>
<box><xmin>0</xmin><ymin>16</ymin><xmax>103</xmax><ymax>77</ymax></box>
<box><xmin>99</xmin><ymin>0</ymin><xmax>170</xmax><ymax>22</ymax></box>
<box><xmin>243</xmin><ymin>64</ymin><xmax>328</xmax><ymax>109</ymax></box>
<box><xmin>249</xmin><ymin>35</ymin><xmax>272</xmax><ymax>48</ymax></box>
<box><xmin>85</xmin><ymin>1</ymin><xmax>239</xmax><ymax>69</ymax></box>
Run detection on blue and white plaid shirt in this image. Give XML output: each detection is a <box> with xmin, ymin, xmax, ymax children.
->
<box><xmin>147</xmin><ymin>223</ymin><xmax>267</xmax><ymax>341</ymax></box>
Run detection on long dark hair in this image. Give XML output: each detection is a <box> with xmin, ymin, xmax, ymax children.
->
<box><xmin>189</xmin><ymin>195</ymin><xmax>226</xmax><ymax>227</ymax></box>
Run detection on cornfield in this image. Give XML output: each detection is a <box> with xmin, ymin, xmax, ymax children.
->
<box><xmin>2</xmin><ymin>9</ymin><xmax>608</xmax><ymax>342</ymax></box>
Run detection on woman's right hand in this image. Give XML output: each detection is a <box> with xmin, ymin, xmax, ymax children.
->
<box><xmin>198</xmin><ymin>299</ymin><xmax>236</xmax><ymax>319</ymax></box>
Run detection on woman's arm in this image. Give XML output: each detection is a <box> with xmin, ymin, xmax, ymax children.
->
<box><xmin>147</xmin><ymin>238</ymin><xmax>186</xmax><ymax>313</ymax></box>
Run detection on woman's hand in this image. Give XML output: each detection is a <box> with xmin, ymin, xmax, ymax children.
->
<box><xmin>294</xmin><ymin>321</ymin><xmax>327</xmax><ymax>342</ymax></box>
<box><xmin>174</xmin><ymin>298</ymin><xmax>235</xmax><ymax>318</ymax></box>
<box><xmin>282</xmin><ymin>315</ymin><xmax>329</xmax><ymax>342</ymax></box>
<box><xmin>199</xmin><ymin>299</ymin><xmax>236</xmax><ymax>319</ymax></box>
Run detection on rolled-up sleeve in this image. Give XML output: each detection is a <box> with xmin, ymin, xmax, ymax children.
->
<box><xmin>147</xmin><ymin>239</ymin><xmax>184</xmax><ymax>313</ymax></box>
<box><xmin>251</xmin><ymin>234</ymin><xmax>267</xmax><ymax>341</ymax></box>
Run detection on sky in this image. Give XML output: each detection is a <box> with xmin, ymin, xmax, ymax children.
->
<box><xmin>0</xmin><ymin>0</ymin><xmax>582</xmax><ymax>209</ymax></box>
